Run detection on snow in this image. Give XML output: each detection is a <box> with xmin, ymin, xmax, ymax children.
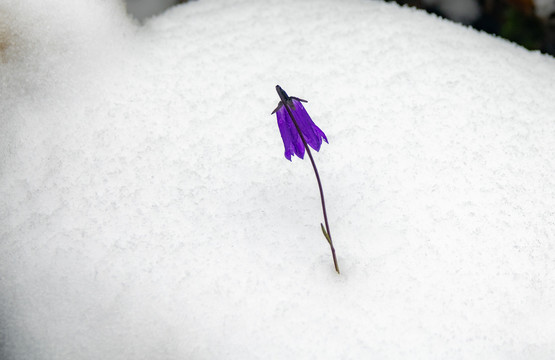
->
<box><xmin>1</xmin><ymin>0</ymin><xmax>555</xmax><ymax>359</ymax></box>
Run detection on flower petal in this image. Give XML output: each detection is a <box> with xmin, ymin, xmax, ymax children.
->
<box><xmin>277</xmin><ymin>104</ymin><xmax>304</xmax><ymax>160</ymax></box>
<box><xmin>290</xmin><ymin>99</ymin><xmax>328</xmax><ymax>152</ymax></box>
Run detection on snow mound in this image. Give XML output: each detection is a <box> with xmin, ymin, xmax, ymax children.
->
<box><xmin>1</xmin><ymin>0</ymin><xmax>555</xmax><ymax>359</ymax></box>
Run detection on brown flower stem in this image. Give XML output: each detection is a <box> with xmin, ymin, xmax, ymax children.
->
<box><xmin>282</xmin><ymin>102</ymin><xmax>340</xmax><ymax>274</ymax></box>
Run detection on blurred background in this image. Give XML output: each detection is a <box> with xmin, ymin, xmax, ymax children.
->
<box><xmin>125</xmin><ymin>0</ymin><xmax>555</xmax><ymax>56</ymax></box>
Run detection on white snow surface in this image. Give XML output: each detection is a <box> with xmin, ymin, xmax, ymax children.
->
<box><xmin>2</xmin><ymin>0</ymin><xmax>555</xmax><ymax>359</ymax></box>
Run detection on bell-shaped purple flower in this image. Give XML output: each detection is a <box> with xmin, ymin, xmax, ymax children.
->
<box><xmin>272</xmin><ymin>88</ymin><xmax>328</xmax><ymax>161</ymax></box>
<box><xmin>271</xmin><ymin>85</ymin><xmax>339</xmax><ymax>274</ymax></box>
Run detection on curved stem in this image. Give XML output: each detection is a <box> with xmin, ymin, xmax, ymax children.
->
<box><xmin>282</xmin><ymin>103</ymin><xmax>340</xmax><ymax>274</ymax></box>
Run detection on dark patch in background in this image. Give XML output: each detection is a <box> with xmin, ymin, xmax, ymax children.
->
<box><xmin>388</xmin><ymin>0</ymin><xmax>555</xmax><ymax>55</ymax></box>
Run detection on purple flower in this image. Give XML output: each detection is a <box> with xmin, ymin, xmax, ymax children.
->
<box><xmin>271</xmin><ymin>85</ymin><xmax>339</xmax><ymax>274</ymax></box>
<box><xmin>272</xmin><ymin>86</ymin><xmax>328</xmax><ymax>161</ymax></box>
